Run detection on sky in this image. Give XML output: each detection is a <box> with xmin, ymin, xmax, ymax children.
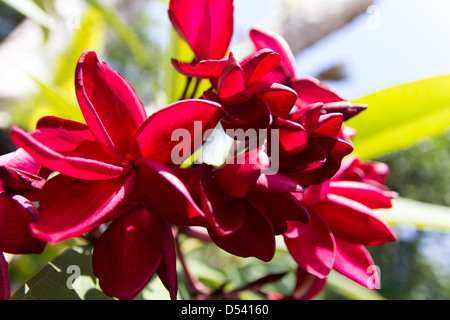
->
<box><xmin>233</xmin><ymin>0</ymin><xmax>450</xmax><ymax>100</ymax></box>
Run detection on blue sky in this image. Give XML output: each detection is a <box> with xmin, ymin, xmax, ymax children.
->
<box><xmin>233</xmin><ymin>0</ymin><xmax>450</xmax><ymax>100</ymax></box>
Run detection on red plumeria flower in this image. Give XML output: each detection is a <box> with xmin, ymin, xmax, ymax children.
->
<box><xmin>250</xmin><ymin>26</ymin><xmax>367</xmax><ymax>120</ymax></box>
<box><xmin>168</xmin><ymin>0</ymin><xmax>234</xmax><ymax>61</ymax></box>
<box><xmin>0</xmin><ymin>149</ymin><xmax>48</xmax><ymax>300</ymax></box>
<box><xmin>270</xmin><ymin>103</ymin><xmax>354</xmax><ymax>185</ymax></box>
<box><xmin>11</xmin><ymin>50</ymin><xmax>224</xmax><ymax>243</ymax></box>
<box><xmin>205</xmin><ymin>50</ymin><xmax>298</xmax><ymax>133</ymax></box>
<box><xmin>173</xmin><ymin>49</ymin><xmax>298</xmax><ymax>132</ymax></box>
<box><xmin>10</xmin><ymin>50</ymin><xmax>224</xmax><ymax>299</ymax></box>
<box><xmin>282</xmin><ymin>156</ymin><xmax>397</xmax><ymax>299</ymax></box>
<box><xmin>176</xmin><ymin>147</ymin><xmax>308</xmax><ymax>262</ymax></box>
<box><xmin>0</xmin><ymin>149</ymin><xmax>47</xmax><ymax>256</ymax></box>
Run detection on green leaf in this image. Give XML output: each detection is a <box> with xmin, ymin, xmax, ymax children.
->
<box><xmin>1</xmin><ymin>0</ymin><xmax>56</xmax><ymax>29</ymax></box>
<box><xmin>10</xmin><ymin>246</ymin><xmax>112</xmax><ymax>300</ymax></box>
<box><xmin>378</xmin><ymin>197</ymin><xmax>450</xmax><ymax>231</ymax></box>
<box><xmin>347</xmin><ymin>75</ymin><xmax>450</xmax><ymax>159</ymax></box>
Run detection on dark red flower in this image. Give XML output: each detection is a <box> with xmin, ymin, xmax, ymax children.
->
<box><xmin>10</xmin><ymin>50</ymin><xmax>224</xmax><ymax>299</ymax></box>
<box><xmin>11</xmin><ymin>50</ymin><xmax>223</xmax><ymax>243</ymax></box>
<box><xmin>283</xmin><ymin>156</ymin><xmax>397</xmax><ymax>299</ymax></box>
<box><xmin>174</xmin><ymin>49</ymin><xmax>297</xmax><ymax>132</ymax></box>
<box><xmin>176</xmin><ymin>147</ymin><xmax>308</xmax><ymax>262</ymax></box>
<box><xmin>269</xmin><ymin>103</ymin><xmax>354</xmax><ymax>185</ymax></box>
<box><xmin>250</xmin><ymin>26</ymin><xmax>366</xmax><ymax>120</ymax></box>
<box><xmin>0</xmin><ymin>149</ymin><xmax>48</xmax><ymax>300</ymax></box>
<box><xmin>0</xmin><ymin>149</ymin><xmax>46</xmax><ymax>256</ymax></box>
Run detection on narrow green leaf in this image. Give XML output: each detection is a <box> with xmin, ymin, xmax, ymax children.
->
<box><xmin>1</xmin><ymin>0</ymin><xmax>56</xmax><ymax>29</ymax></box>
<box><xmin>378</xmin><ymin>197</ymin><xmax>450</xmax><ymax>231</ymax></box>
<box><xmin>347</xmin><ymin>75</ymin><xmax>450</xmax><ymax>159</ymax></box>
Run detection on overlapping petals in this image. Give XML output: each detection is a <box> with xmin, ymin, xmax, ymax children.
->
<box><xmin>283</xmin><ymin>156</ymin><xmax>397</xmax><ymax>298</ymax></box>
<box><xmin>2</xmin><ymin>0</ymin><xmax>399</xmax><ymax>301</ymax></box>
<box><xmin>176</xmin><ymin>147</ymin><xmax>308</xmax><ymax>262</ymax></box>
<box><xmin>0</xmin><ymin>149</ymin><xmax>47</xmax><ymax>300</ymax></box>
<box><xmin>270</xmin><ymin>103</ymin><xmax>354</xmax><ymax>185</ymax></box>
<box><xmin>11</xmin><ymin>50</ymin><xmax>224</xmax><ymax>246</ymax></box>
<box><xmin>92</xmin><ymin>204</ymin><xmax>177</xmax><ymax>300</ymax></box>
<box><xmin>9</xmin><ymin>50</ymin><xmax>226</xmax><ymax>300</ymax></box>
<box><xmin>250</xmin><ymin>26</ymin><xmax>367</xmax><ymax>120</ymax></box>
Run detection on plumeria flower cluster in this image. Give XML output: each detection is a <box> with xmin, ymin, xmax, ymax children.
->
<box><xmin>0</xmin><ymin>0</ymin><xmax>397</xmax><ymax>300</ymax></box>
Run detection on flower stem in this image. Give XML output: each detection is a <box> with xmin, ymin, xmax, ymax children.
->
<box><xmin>180</xmin><ymin>76</ymin><xmax>192</xmax><ymax>100</ymax></box>
<box><xmin>175</xmin><ymin>233</ymin><xmax>210</xmax><ymax>299</ymax></box>
<box><xmin>189</xmin><ymin>78</ymin><xmax>202</xmax><ymax>99</ymax></box>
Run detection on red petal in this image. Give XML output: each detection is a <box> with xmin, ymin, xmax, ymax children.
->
<box><xmin>199</xmin><ymin>164</ymin><xmax>245</xmax><ymax>235</ymax></box>
<box><xmin>334</xmin><ymin>239</ymin><xmax>380</xmax><ymax>289</ymax></box>
<box><xmin>284</xmin><ymin>212</ymin><xmax>336</xmax><ymax>279</ymax></box>
<box><xmin>168</xmin><ymin>0</ymin><xmax>234</xmax><ymax>60</ymax></box>
<box><xmin>303</xmin><ymin>181</ymin><xmax>330</xmax><ymax>206</ymax></box>
<box><xmin>249</xmin><ymin>81</ymin><xmax>297</xmax><ymax>118</ymax></box>
<box><xmin>288</xmin><ymin>103</ymin><xmax>323</xmax><ymax>134</ymax></box>
<box><xmin>0</xmin><ymin>253</ymin><xmax>10</xmax><ymax>300</ymax></box>
<box><xmin>314</xmin><ymin>113</ymin><xmax>343</xmax><ymax>137</ymax></box>
<box><xmin>249</xmin><ymin>27</ymin><xmax>297</xmax><ymax>81</ymax></box>
<box><xmin>31</xmin><ymin>172</ymin><xmax>135</xmax><ymax>243</ymax></box>
<box><xmin>207</xmin><ymin>201</ymin><xmax>276</xmax><ymax>262</ymax></box>
<box><xmin>171</xmin><ymin>58</ymin><xmax>228</xmax><ymax>80</ymax></box>
<box><xmin>279</xmin><ymin>142</ymin><xmax>327</xmax><ymax>173</ymax></box>
<box><xmin>0</xmin><ymin>148</ymin><xmax>41</xmax><ymax>176</ymax></box>
<box><xmin>131</xmin><ymin>99</ymin><xmax>223</xmax><ymax>168</ymax></box>
<box><xmin>329</xmin><ymin>181</ymin><xmax>393</xmax><ymax>209</ymax></box>
<box><xmin>291</xmin><ymin>267</ymin><xmax>327</xmax><ymax>300</ymax></box>
<box><xmin>221</xmin><ymin>96</ymin><xmax>272</xmax><ymax>132</ymax></box>
<box><xmin>75</xmin><ymin>50</ymin><xmax>147</xmax><ymax>159</ymax></box>
<box><xmin>0</xmin><ymin>194</ymin><xmax>45</xmax><ymax>254</ymax></box>
<box><xmin>93</xmin><ymin>206</ymin><xmax>163</xmax><ymax>300</ymax></box>
<box><xmin>321</xmin><ymin>101</ymin><xmax>367</xmax><ymax>121</ymax></box>
<box><xmin>247</xmin><ymin>191</ymin><xmax>309</xmax><ymax>234</ymax></box>
<box><xmin>156</xmin><ymin>223</ymin><xmax>178</xmax><ymax>300</ymax></box>
<box><xmin>218</xmin><ymin>53</ymin><xmax>251</xmax><ymax>105</ymax></box>
<box><xmin>132</xmin><ymin>159</ymin><xmax>205</xmax><ymax>226</ymax></box>
<box><xmin>286</xmin><ymin>136</ymin><xmax>353</xmax><ymax>185</ymax></box>
<box><xmin>214</xmin><ymin>147</ymin><xmax>268</xmax><ymax>198</ymax></box>
<box><xmin>0</xmin><ymin>149</ymin><xmax>45</xmax><ymax>195</ymax></box>
<box><xmin>315</xmin><ymin>194</ymin><xmax>397</xmax><ymax>245</ymax></box>
<box><xmin>173</xmin><ymin>167</ymin><xmax>201</xmax><ymax>203</ymax></box>
<box><xmin>251</xmin><ymin>173</ymin><xmax>303</xmax><ymax>193</ymax></box>
<box><xmin>11</xmin><ymin>124</ymin><xmax>128</xmax><ymax>180</ymax></box>
<box><xmin>290</xmin><ymin>77</ymin><xmax>345</xmax><ymax>108</ymax></box>
<box><xmin>271</xmin><ymin>118</ymin><xmax>307</xmax><ymax>156</ymax></box>
<box><xmin>241</xmin><ymin>49</ymin><xmax>281</xmax><ymax>85</ymax></box>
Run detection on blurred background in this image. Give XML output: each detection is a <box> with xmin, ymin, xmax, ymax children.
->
<box><xmin>1</xmin><ymin>0</ymin><xmax>449</xmax><ymax>299</ymax></box>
